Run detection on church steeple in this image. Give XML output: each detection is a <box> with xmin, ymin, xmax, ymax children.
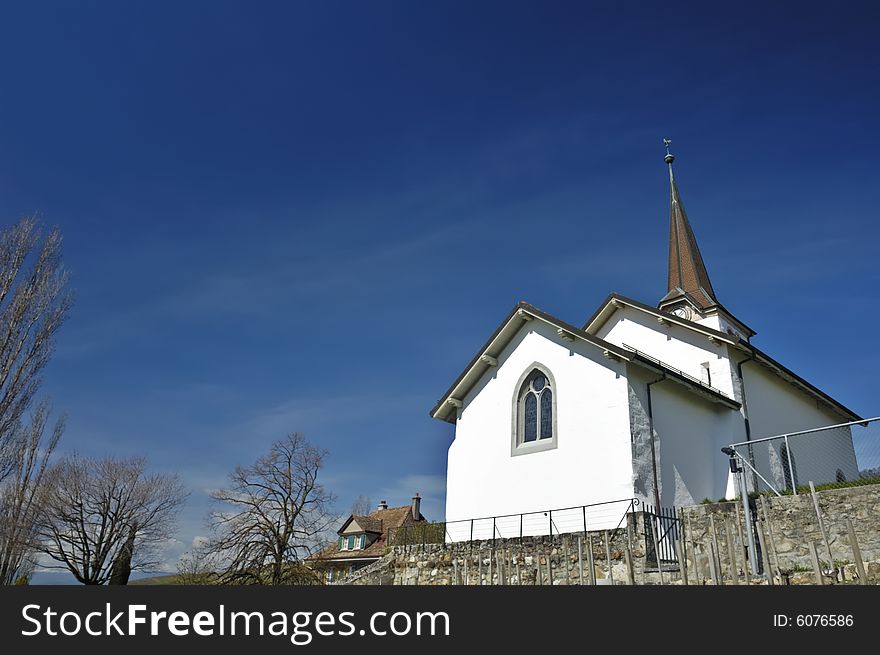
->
<box><xmin>658</xmin><ymin>140</ymin><xmax>719</xmax><ymax>312</ymax></box>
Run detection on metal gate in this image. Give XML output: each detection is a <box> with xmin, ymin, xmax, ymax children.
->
<box><xmin>643</xmin><ymin>505</ymin><xmax>680</xmax><ymax>569</ymax></box>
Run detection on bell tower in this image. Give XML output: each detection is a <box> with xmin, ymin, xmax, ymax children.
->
<box><xmin>657</xmin><ymin>140</ymin><xmax>754</xmax><ymax>339</ymax></box>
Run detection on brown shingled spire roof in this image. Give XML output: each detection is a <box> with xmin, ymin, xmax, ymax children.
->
<box><xmin>658</xmin><ymin>142</ymin><xmax>718</xmax><ymax>310</ymax></box>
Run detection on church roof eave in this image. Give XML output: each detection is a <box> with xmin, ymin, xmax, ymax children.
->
<box><xmin>583</xmin><ymin>292</ymin><xmax>859</xmax><ymax>422</ymax></box>
<box><xmin>430</xmin><ymin>301</ymin><xmax>740</xmax><ymax>423</ymax></box>
<box><xmin>737</xmin><ymin>345</ymin><xmax>862</xmax><ymax>423</ymax></box>
<box><xmin>584</xmin><ymin>293</ymin><xmax>745</xmax><ymax>342</ymax></box>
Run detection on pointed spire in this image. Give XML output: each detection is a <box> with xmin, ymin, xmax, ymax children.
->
<box><xmin>659</xmin><ymin>139</ymin><xmax>718</xmax><ymax>310</ymax></box>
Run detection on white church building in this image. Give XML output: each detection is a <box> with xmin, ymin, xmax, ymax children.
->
<box><xmin>431</xmin><ymin>146</ymin><xmax>860</xmax><ymax>541</ymax></box>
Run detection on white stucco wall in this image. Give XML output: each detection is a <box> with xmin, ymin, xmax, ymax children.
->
<box><xmin>740</xmin><ymin>363</ymin><xmax>858</xmax><ymax>490</ymax></box>
<box><xmin>445</xmin><ymin>320</ymin><xmax>634</xmax><ymax>541</ymax></box>
<box><xmin>596</xmin><ymin>307</ymin><xmax>736</xmax><ymax>397</ymax></box>
<box><xmin>596</xmin><ymin>306</ymin><xmax>857</xmax><ymax>497</ymax></box>
<box><xmin>626</xmin><ymin>364</ymin><xmax>745</xmax><ymax>508</ymax></box>
<box><xmin>651</xmin><ymin>381</ymin><xmax>743</xmax><ymax>505</ymax></box>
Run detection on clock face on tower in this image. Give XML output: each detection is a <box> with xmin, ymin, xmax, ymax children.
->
<box><xmin>671</xmin><ymin>305</ymin><xmax>693</xmax><ymax>320</ymax></box>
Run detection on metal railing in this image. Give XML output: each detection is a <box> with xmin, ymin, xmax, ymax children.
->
<box><xmin>620</xmin><ymin>343</ymin><xmax>730</xmax><ymax>397</ymax></box>
<box><xmin>726</xmin><ymin>416</ymin><xmax>880</xmax><ymax>497</ymax></box>
<box><xmin>723</xmin><ymin>416</ymin><xmax>880</xmax><ymax>578</ymax></box>
<box><xmin>388</xmin><ymin>497</ymin><xmax>640</xmax><ymax>546</ymax></box>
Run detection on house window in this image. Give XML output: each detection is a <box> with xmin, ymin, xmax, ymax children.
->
<box><xmin>337</xmin><ymin>536</ymin><xmax>344</xmax><ymax>549</ymax></box>
<box><xmin>359</xmin><ymin>534</ymin><xmax>366</xmax><ymax>549</ymax></box>
<box><xmin>347</xmin><ymin>535</ymin><xmax>355</xmax><ymax>550</ymax></box>
<box><xmin>512</xmin><ymin>365</ymin><xmax>558</xmax><ymax>456</ymax></box>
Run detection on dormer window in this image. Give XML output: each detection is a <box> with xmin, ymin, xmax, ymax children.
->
<box><xmin>338</xmin><ymin>534</ymin><xmax>367</xmax><ymax>550</ymax></box>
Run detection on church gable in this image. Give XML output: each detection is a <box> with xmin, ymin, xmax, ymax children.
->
<box><xmin>454</xmin><ymin>313</ymin><xmax>628</xmax><ymax>426</ymax></box>
<box><xmin>592</xmin><ymin>301</ymin><xmax>739</xmax><ymax>399</ymax></box>
<box><xmin>430</xmin><ymin>302</ymin><xmax>632</xmax><ymax>423</ymax></box>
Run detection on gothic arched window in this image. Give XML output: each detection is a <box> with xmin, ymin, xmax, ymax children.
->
<box><xmin>512</xmin><ymin>366</ymin><xmax>558</xmax><ymax>456</ymax></box>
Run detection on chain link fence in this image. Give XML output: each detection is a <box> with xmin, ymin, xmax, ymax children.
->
<box><xmin>729</xmin><ymin>417</ymin><xmax>880</xmax><ymax>497</ymax></box>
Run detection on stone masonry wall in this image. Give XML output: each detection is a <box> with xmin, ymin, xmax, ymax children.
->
<box><xmin>679</xmin><ymin>483</ymin><xmax>880</xmax><ymax>584</ymax></box>
<box><xmin>342</xmin><ymin>484</ymin><xmax>880</xmax><ymax>585</ymax></box>
<box><xmin>343</xmin><ymin>512</ymin><xmax>651</xmax><ymax>586</ymax></box>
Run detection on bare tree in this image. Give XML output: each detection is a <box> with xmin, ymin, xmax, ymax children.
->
<box><xmin>175</xmin><ymin>546</ymin><xmax>218</xmax><ymax>585</ymax></box>
<box><xmin>350</xmin><ymin>495</ymin><xmax>373</xmax><ymax>516</ymax></box>
<box><xmin>34</xmin><ymin>455</ymin><xmax>187</xmax><ymax>585</ymax></box>
<box><xmin>0</xmin><ymin>400</ymin><xmax>64</xmax><ymax>584</ymax></box>
<box><xmin>0</xmin><ymin>217</ymin><xmax>72</xmax><ymax>584</ymax></box>
<box><xmin>205</xmin><ymin>433</ymin><xmax>335</xmax><ymax>585</ymax></box>
<box><xmin>0</xmin><ymin>217</ymin><xmax>72</xmax><ymax>474</ymax></box>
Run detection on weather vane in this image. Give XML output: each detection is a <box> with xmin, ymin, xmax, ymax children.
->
<box><xmin>663</xmin><ymin>138</ymin><xmax>674</xmax><ymax>164</ymax></box>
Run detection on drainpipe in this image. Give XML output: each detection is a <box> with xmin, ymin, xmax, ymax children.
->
<box><xmin>735</xmin><ymin>355</ymin><xmax>758</xmax><ymax>490</ymax></box>
<box><xmin>645</xmin><ymin>374</ymin><xmax>666</xmax><ymax>510</ymax></box>
<box><xmin>734</xmin><ymin>353</ymin><xmax>762</xmax><ymax>577</ymax></box>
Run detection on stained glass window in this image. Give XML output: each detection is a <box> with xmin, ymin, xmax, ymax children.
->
<box><xmin>524</xmin><ymin>393</ymin><xmax>537</xmax><ymax>442</ymax></box>
<box><xmin>519</xmin><ymin>369</ymin><xmax>554</xmax><ymax>447</ymax></box>
<box><xmin>540</xmin><ymin>389</ymin><xmax>552</xmax><ymax>439</ymax></box>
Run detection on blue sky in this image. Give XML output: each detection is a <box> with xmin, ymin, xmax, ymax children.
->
<box><xmin>1</xmin><ymin>1</ymin><xmax>878</xmax><ymax>575</ymax></box>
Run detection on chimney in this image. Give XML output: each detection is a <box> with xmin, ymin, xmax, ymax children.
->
<box><xmin>411</xmin><ymin>492</ymin><xmax>421</xmax><ymax>520</ymax></box>
<box><xmin>377</xmin><ymin>500</ymin><xmax>388</xmax><ymax>511</ymax></box>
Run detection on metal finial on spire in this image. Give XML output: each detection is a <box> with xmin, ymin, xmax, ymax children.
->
<box><xmin>663</xmin><ymin>138</ymin><xmax>675</xmax><ymax>165</ymax></box>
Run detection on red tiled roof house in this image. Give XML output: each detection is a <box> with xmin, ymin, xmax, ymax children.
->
<box><xmin>308</xmin><ymin>494</ymin><xmax>426</xmax><ymax>582</ymax></box>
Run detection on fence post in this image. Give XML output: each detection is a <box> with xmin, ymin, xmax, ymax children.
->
<box><xmin>548</xmin><ymin>510</ymin><xmax>553</xmax><ymax>537</ymax></box>
<box><xmin>707</xmin><ymin>542</ymin><xmax>720</xmax><ymax>585</ymax></box>
<box><xmin>846</xmin><ymin>518</ymin><xmax>867</xmax><ymax>585</ymax></box>
<box><xmin>583</xmin><ymin>505</ymin><xmax>587</xmax><ymax>533</ymax></box>
<box><xmin>488</xmin><ymin>547</ymin><xmax>493</xmax><ymax>585</ymax></box>
<box><xmin>470</xmin><ymin>519</ymin><xmax>474</xmax><ymax>543</ymax></box>
<box><xmin>546</xmin><ymin>547</ymin><xmax>553</xmax><ymax>586</ymax></box>
<box><xmin>808</xmin><ymin>542</ymin><xmax>824</xmax><ymax>585</ymax></box>
<box><xmin>724</xmin><ymin>516</ymin><xmax>739</xmax><ymax>585</ymax></box>
<box><xmin>709</xmin><ymin>515</ymin><xmax>723</xmax><ymax>585</ymax></box>
<box><xmin>736</xmin><ymin>455</ymin><xmax>760</xmax><ymax>576</ymax></box>
<box><xmin>734</xmin><ymin>503</ymin><xmax>751</xmax><ymax>585</ymax></box>
<box><xmin>492</xmin><ymin>517</ymin><xmax>497</xmax><ymax>547</ymax></box>
<box><xmin>587</xmin><ymin>533</ymin><xmax>596</xmax><ymax>585</ymax></box>
<box><xmin>809</xmin><ymin>481</ymin><xmax>833</xmax><ymax>567</ymax></box>
<box><xmin>759</xmin><ymin>495</ymin><xmax>779</xmax><ymax>581</ymax></box>
<box><xmin>649</xmin><ymin>518</ymin><xmax>662</xmax><ymax>585</ymax></box>
<box><xmin>577</xmin><ymin>535</ymin><xmax>585</xmax><ymax>585</ymax></box>
<box><xmin>676</xmin><ymin>538</ymin><xmax>687</xmax><ymax>585</ymax></box>
<box><xmin>604</xmin><ymin>530</ymin><xmax>614</xmax><ymax>585</ymax></box>
<box><xmin>755</xmin><ymin>520</ymin><xmax>774</xmax><ymax>585</ymax></box>
<box><xmin>564</xmin><ymin>538</ymin><xmax>571</xmax><ymax>586</ymax></box>
<box><xmin>784</xmin><ymin>435</ymin><xmax>797</xmax><ymax>495</ymax></box>
<box><xmin>624</xmin><ymin>540</ymin><xmax>635</xmax><ymax>585</ymax></box>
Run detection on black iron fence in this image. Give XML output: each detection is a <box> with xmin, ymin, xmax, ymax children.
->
<box><xmin>388</xmin><ymin>497</ymin><xmax>640</xmax><ymax>546</ymax></box>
